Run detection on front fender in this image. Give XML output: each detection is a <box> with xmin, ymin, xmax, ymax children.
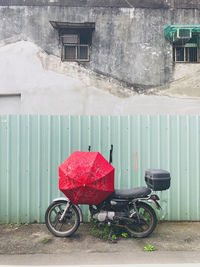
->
<box><xmin>52</xmin><ymin>197</ymin><xmax>83</xmax><ymax>222</ymax></box>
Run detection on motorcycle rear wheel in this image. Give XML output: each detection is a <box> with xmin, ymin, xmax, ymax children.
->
<box><xmin>125</xmin><ymin>201</ymin><xmax>157</xmax><ymax>238</ymax></box>
<box><xmin>45</xmin><ymin>200</ymin><xmax>80</xmax><ymax>237</ymax></box>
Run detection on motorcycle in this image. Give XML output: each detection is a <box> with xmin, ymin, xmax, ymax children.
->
<box><xmin>45</xmin><ymin>147</ymin><xmax>171</xmax><ymax>238</ymax></box>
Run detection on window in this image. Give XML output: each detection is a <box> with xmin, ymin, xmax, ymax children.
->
<box><xmin>173</xmin><ymin>34</ymin><xmax>198</xmax><ymax>62</ymax></box>
<box><xmin>172</xmin><ymin>33</ymin><xmax>199</xmax><ymax>63</ymax></box>
<box><xmin>61</xmin><ymin>34</ymin><xmax>90</xmax><ymax>61</ymax></box>
<box><xmin>50</xmin><ymin>22</ymin><xmax>95</xmax><ymax>62</ymax></box>
<box><xmin>164</xmin><ymin>26</ymin><xmax>200</xmax><ymax>63</ymax></box>
<box><xmin>173</xmin><ymin>46</ymin><xmax>198</xmax><ymax>62</ymax></box>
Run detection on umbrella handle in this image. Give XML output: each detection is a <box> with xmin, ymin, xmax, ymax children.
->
<box><xmin>109</xmin><ymin>144</ymin><xmax>113</xmax><ymax>164</ymax></box>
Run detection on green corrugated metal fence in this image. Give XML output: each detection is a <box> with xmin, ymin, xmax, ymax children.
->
<box><xmin>0</xmin><ymin>115</ymin><xmax>200</xmax><ymax>223</ymax></box>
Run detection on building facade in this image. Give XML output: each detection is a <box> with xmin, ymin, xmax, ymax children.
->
<box><xmin>0</xmin><ymin>0</ymin><xmax>200</xmax><ymax>114</ymax></box>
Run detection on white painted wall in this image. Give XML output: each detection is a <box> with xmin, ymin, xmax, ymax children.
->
<box><xmin>0</xmin><ymin>40</ymin><xmax>200</xmax><ymax>115</ymax></box>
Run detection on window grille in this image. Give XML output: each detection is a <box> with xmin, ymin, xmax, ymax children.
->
<box><xmin>63</xmin><ymin>44</ymin><xmax>89</xmax><ymax>62</ymax></box>
<box><xmin>173</xmin><ymin>46</ymin><xmax>198</xmax><ymax>62</ymax></box>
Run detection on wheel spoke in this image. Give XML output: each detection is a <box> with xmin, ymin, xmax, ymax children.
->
<box><xmin>54</xmin><ymin>218</ymin><xmax>60</xmax><ymax>229</ymax></box>
<box><xmin>136</xmin><ymin>224</ymin><xmax>145</xmax><ymax>231</ymax></box>
<box><xmin>53</xmin><ymin>208</ymin><xmax>58</xmax><ymax>215</ymax></box>
<box><xmin>142</xmin><ymin>219</ymin><xmax>149</xmax><ymax>227</ymax></box>
<box><xmin>143</xmin><ymin>210</ymin><xmax>148</xmax><ymax>217</ymax></box>
<box><xmin>58</xmin><ymin>205</ymin><xmax>63</xmax><ymax>213</ymax></box>
<box><xmin>139</xmin><ymin>208</ymin><xmax>144</xmax><ymax>215</ymax></box>
<box><xmin>144</xmin><ymin>210</ymin><xmax>150</xmax><ymax>220</ymax></box>
<box><xmin>59</xmin><ymin>222</ymin><xmax>64</xmax><ymax>231</ymax></box>
<box><xmin>134</xmin><ymin>220</ymin><xmax>147</xmax><ymax>230</ymax></box>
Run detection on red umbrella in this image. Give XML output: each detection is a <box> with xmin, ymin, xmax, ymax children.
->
<box><xmin>59</xmin><ymin>151</ymin><xmax>115</xmax><ymax>205</ymax></box>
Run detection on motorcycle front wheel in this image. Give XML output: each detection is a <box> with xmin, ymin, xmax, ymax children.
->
<box><xmin>125</xmin><ymin>201</ymin><xmax>157</xmax><ymax>238</ymax></box>
<box><xmin>45</xmin><ymin>200</ymin><xmax>80</xmax><ymax>237</ymax></box>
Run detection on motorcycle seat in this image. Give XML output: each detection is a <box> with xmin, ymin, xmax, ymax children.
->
<box><xmin>113</xmin><ymin>187</ymin><xmax>151</xmax><ymax>199</ymax></box>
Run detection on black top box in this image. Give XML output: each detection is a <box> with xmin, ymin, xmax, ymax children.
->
<box><xmin>145</xmin><ymin>169</ymin><xmax>171</xmax><ymax>191</ymax></box>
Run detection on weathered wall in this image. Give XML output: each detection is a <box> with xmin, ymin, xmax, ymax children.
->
<box><xmin>1</xmin><ymin>41</ymin><xmax>200</xmax><ymax>115</ymax></box>
<box><xmin>156</xmin><ymin>64</ymin><xmax>200</xmax><ymax>98</ymax></box>
<box><xmin>0</xmin><ymin>4</ymin><xmax>200</xmax><ymax>89</ymax></box>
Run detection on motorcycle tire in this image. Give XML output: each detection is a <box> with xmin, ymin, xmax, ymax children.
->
<box><xmin>125</xmin><ymin>201</ymin><xmax>157</xmax><ymax>238</ymax></box>
<box><xmin>45</xmin><ymin>200</ymin><xmax>80</xmax><ymax>237</ymax></box>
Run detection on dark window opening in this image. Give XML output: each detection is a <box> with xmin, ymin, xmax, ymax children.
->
<box><xmin>64</xmin><ymin>45</ymin><xmax>77</xmax><ymax>60</ymax></box>
<box><xmin>50</xmin><ymin>21</ymin><xmax>95</xmax><ymax>62</ymax></box>
<box><xmin>59</xmin><ymin>28</ymin><xmax>93</xmax><ymax>45</ymax></box>
<box><xmin>173</xmin><ymin>46</ymin><xmax>198</xmax><ymax>62</ymax></box>
<box><xmin>60</xmin><ymin>29</ymin><xmax>92</xmax><ymax>61</ymax></box>
<box><xmin>172</xmin><ymin>32</ymin><xmax>199</xmax><ymax>63</ymax></box>
<box><xmin>187</xmin><ymin>47</ymin><xmax>197</xmax><ymax>62</ymax></box>
<box><xmin>64</xmin><ymin>44</ymin><xmax>89</xmax><ymax>61</ymax></box>
<box><xmin>174</xmin><ymin>47</ymin><xmax>184</xmax><ymax>61</ymax></box>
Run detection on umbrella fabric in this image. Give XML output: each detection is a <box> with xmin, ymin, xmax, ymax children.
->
<box><xmin>59</xmin><ymin>151</ymin><xmax>115</xmax><ymax>205</ymax></box>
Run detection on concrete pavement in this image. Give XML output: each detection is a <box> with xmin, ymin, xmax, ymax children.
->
<box><xmin>0</xmin><ymin>251</ymin><xmax>200</xmax><ymax>265</ymax></box>
<box><xmin>1</xmin><ymin>222</ymin><xmax>200</xmax><ymax>265</ymax></box>
<box><xmin>0</xmin><ymin>265</ymin><xmax>200</xmax><ymax>267</ymax></box>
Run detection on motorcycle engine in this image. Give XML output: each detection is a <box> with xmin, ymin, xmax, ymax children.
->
<box><xmin>92</xmin><ymin>211</ymin><xmax>115</xmax><ymax>222</ymax></box>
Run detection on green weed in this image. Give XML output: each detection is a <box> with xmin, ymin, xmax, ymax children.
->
<box><xmin>111</xmin><ymin>234</ymin><xmax>117</xmax><ymax>241</ymax></box>
<box><xmin>90</xmin><ymin>219</ymin><xmax>128</xmax><ymax>241</ymax></box>
<box><xmin>121</xmin><ymin>232</ymin><xmax>128</xmax><ymax>238</ymax></box>
<box><xmin>9</xmin><ymin>223</ymin><xmax>13</xmax><ymax>228</ymax></box>
<box><xmin>91</xmin><ymin>223</ymin><xmax>110</xmax><ymax>239</ymax></box>
<box><xmin>144</xmin><ymin>244</ymin><xmax>156</xmax><ymax>251</ymax></box>
<box><xmin>42</xmin><ymin>237</ymin><xmax>52</xmax><ymax>244</ymax></box>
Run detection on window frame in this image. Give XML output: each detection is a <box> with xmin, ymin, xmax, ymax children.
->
<box><xmin>50</xmin><ymin>21</ymin><xmax>95</xmax><ymax>63</ymax></box>
<box><xmin>60</xmin><ymin>34</ymin><xmax>90</xmax><ymax>62</ymax></box>
<box><xmin>173</xmin><ymin>45</ymin><xmax>198</xmax><ymax>63</ymax></box>
<box><xmin>62</xmin><ymin>43</ymin><xmax>90</xmax><ymax>62</ymax></box>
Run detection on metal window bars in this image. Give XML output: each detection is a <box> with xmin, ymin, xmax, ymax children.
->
<box><xmin>173</xmin><ymin>46</ymin><xmax>198</xmax><ymax>62</ymax></box>
<box><xmin>63</xmin><ymin>44</ymin><xmax>90</xmax><ymax>62</ymax></box>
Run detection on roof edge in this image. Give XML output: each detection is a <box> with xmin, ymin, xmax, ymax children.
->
<box><xmin>50</xmin><ymin>21</ymin><xmax>95</xmax><ymax>30</ymax></box>
<box><xmin>0</xmin><ymin>0</ymin><xmax>200</xmax><ymax>9</ymax></box>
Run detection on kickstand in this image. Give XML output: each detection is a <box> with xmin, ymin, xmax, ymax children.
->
<box><xmin>107</xmin><ymin>223</ymin><xmax>113</xmax><ymax>241</ymax></box>
<box><xmin>108</xmin><ymin>228</ymin><xmax>113</xmax><ymax>241</ymax></box>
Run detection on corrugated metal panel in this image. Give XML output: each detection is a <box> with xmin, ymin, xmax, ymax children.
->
<box><xmin>0</xmin><ymin>115</ymin><xmax>200</xmax><ymax>223</ymax></box>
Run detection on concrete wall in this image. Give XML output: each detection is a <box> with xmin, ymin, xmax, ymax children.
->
<box><xmin>0</xmin><ymin>3</ymin><xmax>200</xmax><ymax>90</ymax></box>
<box><xmin>1</xmin><ymin>40</ymin><xmax>200</xmax><ymax>115</ymax></box>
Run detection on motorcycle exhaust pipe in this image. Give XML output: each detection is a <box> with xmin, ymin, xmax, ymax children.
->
<box><xmin>114</xmin><ymin>216</ymin><xmax>134</xmax><ymax>223</ymax></box>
